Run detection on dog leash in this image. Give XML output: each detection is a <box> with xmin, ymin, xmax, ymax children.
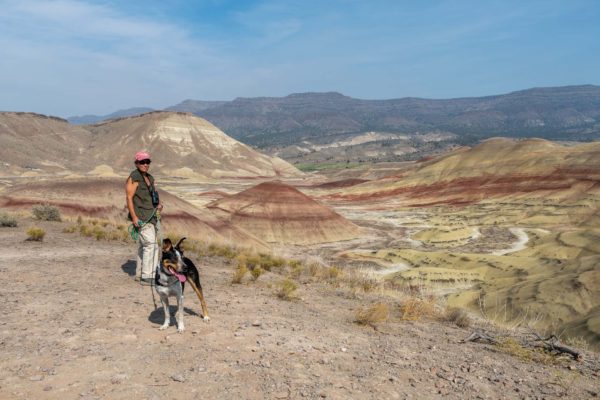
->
<box><xmin>127</xmin><ymin>207</ymin><xmax>158</xmax><ymax>241</ymax></box>
<box><xmin>128</xmin><ymin>208</ymin><xmax>161</xmax><ymax>310</ymax></box>
<box><xmin>150</xmin><ymin>215</ymin><xmax>163</xmax><ymax>310</ymax></box>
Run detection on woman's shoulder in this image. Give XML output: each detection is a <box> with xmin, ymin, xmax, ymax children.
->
<box><xmin>129</xmin><ymin>169</ymin><xmax>143</xmax><ymax>182</ymax></box>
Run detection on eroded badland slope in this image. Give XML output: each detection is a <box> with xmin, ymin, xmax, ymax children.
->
<box><xmin>0</xmin><ymin>218</ymin><xmax>599</xmax><ymax>400</ymax></box>
<box><xmin>323</xmin><ymin>138</ymin><xmax>600</xmax><ymax>350</ymax></box>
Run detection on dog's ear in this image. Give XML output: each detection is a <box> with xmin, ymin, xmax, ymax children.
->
<box><xmin>162</xmin><ymin>238</ymin><xmax>173</xmax><ymax>252</ymax></box>
<box><xmin>175</xmin><ymin>237</ymin><xmax>187</xmax><ymax>252</ymax></box>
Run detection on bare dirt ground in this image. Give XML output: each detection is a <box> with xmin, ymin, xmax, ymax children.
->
<box><xmin>1</xmin><ymin>218</ymin><xmax>599</xmax><ymax>400</ymax></box>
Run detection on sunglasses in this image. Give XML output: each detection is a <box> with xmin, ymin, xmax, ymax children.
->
<box><xmin>137</xmin><ymin>159</ymin><xmax>151</xmax><ymax>165</ymax></box>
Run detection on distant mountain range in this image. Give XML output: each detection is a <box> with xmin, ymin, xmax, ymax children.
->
<box><xmin>68</xmin><ymin>85</ymin><xmax>600</xmax><ymax>148</ymax></box>
<box><xmin>68</xmin><ymin>107</ymin><xmax>155</xmax><ymax>125</ymax></box>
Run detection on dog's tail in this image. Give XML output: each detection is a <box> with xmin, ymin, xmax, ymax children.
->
<box><xmin>175</xmin><ymin>237</ymin><xmax>187</xmax><ymax>250</ymax></box>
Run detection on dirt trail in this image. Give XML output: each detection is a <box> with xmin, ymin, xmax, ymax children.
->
<box><xmin>0</xmin><ymin>219</ymin><xmax>598</xmax><ymax>399</ymax></box>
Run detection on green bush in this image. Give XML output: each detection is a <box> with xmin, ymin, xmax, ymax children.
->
<box><xmin>32</xmin><ymin>204</ymin><xmax>61</xmax><ymax>221</ymax></box>
<box><xmin>0</xmin><ymin>212</ymin><xmax>18</xmax><ymax>227</ymax></box>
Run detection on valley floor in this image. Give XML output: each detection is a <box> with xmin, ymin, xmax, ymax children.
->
<box><xmin>0</xmin><ymin>219</ymin><xmax>599</xmax><ymax>399</ymax></box>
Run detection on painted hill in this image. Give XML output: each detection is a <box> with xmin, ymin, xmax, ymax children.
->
<box><xmin>86</xmin><ymin>111</ymin><xmax>301</xmax><ymax>179</ymax></box>
<box><xmin>0</xmin><ymin>111</ymin><xmax>301</xmax><ymax>179</ymax></box>
<box><xmin>326</xmin><ymin>138</ymin><xmax>600</xmax><ymax>349</ymax></box>
<box><xmin>332</xmin><ymin>138</ymin><xmax>600</xmax><ymax>207</ymax></box>
<box><xmin>208</xmin><ymin>181</ymin><xmax>361</xmax><ymax>245</ymax></box>
<box><xmin>0</xmin><ymin>178</ymin><xmax>268</xmax><ymax>250</ymax></box>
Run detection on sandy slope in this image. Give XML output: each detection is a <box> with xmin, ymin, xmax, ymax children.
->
<box><xmin>0</xmin><ymin>218</ymin><xmax>598</xmax><ymax>400</ymax></box>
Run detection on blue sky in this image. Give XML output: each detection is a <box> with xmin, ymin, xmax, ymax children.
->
<box><xmin>0</xmin><ymin>0</ymin><xmax>599</xmax><ymax>117</ymax></box>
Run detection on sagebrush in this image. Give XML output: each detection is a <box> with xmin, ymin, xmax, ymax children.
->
<box><xmin>355</xmin><ymin>303</ymin><xmax>389</xmax><ymax>326</ymax></box>
<box><xmin>0</xmin><ymin>212</ymin><xmax>18</xmax><ymax>227</ymax></box>
<box><xmin>32</xmin><ymin>204</ymin><xmax>61</xmax><ymax>221</ymax></box>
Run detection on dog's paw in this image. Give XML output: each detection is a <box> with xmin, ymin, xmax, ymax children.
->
<box><xmin>202</xmin><ymin>315</ymin><xmax>211</xmax><ymax>322</ymax></box>
<box><xmin>177</xmin><ymin>326</ymin><xmax>185</xmax><ymax>333</ymax></box>
<box><xmin>159</xmin><ymin>324</ymin><xmax>169</xmax><ymax>330</ymax></box>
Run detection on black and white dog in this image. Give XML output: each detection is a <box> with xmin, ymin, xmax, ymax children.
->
<box><xmin>155</xmin><ymin>237</ymin><xmax>210</xmax><ymax>333</ymax></box>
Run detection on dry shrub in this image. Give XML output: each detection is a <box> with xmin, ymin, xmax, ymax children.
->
<box><xmin>258</xmin><ymin>253</ymin><xmax>285</xmax><ymax>271</ymax></box>
<box><xmin>399</xmin><ymin>296</ymin><xmax>437</xmax><ymax>321</ymax></box>
<box><xmin>231</xmin><ymin>264</ymin><xmax>248</xmax><ymax>284</ymax></box>
<box><xmin>277</xmin><ymin>278</ymin><xmax>298</xmax><ymax>300</ymax></box>
<box><xmin>208</xmin><ymin>243</ymin><xmax>238</xmax><ymax>259</ymax></box>
<box><xmin>289</xmin><ymin>262</ymin><xmax>304</xmax><ymax>279</ymax></box>
<box><xmin>26</xmin><ymin>226</ymin><xmax>45</xmax><ymax>241</ymax></box>
<box><xmin>92</xmin><ymin>226</ymin><xmax>107</xmax><ymax>240</ymax></box>
<box><xmin>355</xmin><ymin>302</ymin><xmax>389</xmax><ymax>327</ymax></box>
<box><xmin>62</xmin><ymin>224</ymin><xmax>77</xmax><ymax>233</ymax></box>
<box><xmin>251</xmin><ymin>266</ymin><xmax>263</xmax><ymax>281</ymax></box>
<box><xmin>32</xmin><ymin>204</ymin><xmax>61</xmax><ymax>221</ymax></box>
<box><xmin>446</xmin><ymin>307</ymin><xmax>471</xmax><ymax>328</ymax></box>
<box><xmin>325</xmin><ymin>265</ymin><xmax>343</xmax><ymax>280</ymax></box>
<box><xmin>563</xmin><ymin>336</ymin><xmax>590</xmax><ymax>352</ymax></box>
<box><xmin>307</xmin><ymin>261</ymin><xmax>324</xmax><ymax>277</ymax></box>
<box><xmin>66</xmin><ymin>218</ymin><xmax>131</xmax><ymax>242</ymax></box>
<box><xmin>0</xmin><ymin>212</ymin><xmax>18</xmax><ymax>227</ymax></box>
<box><xmin>341</xmin><ymin>271</ymin><xmax>381</xmax><ymax>293</ymax></box>
<box><xmin>495</xmin><ymin>338</ymin><xmax>556</xmax><ymax>364</ymax></box>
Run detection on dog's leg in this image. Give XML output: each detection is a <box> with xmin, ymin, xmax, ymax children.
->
<box><xmin>159</xmin><ymin>295</ymin><xmax>170</xmax><ymax>330</ymax></box>
<box><xmin>187</xmin><ymin>279</ymin><xmax>210</xmax><ymax>321</ymax></box>
<box><xmin>176</xmin><ymin>290</ymin><xmax>185</xmax><ymax>333</ymax></box>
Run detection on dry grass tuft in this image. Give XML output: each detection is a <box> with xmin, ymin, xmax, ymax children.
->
<box><xmin>231</xmin><ymin>264</ymin><xmax>248</xmax><ymax>284</ymax></box>
<box><xmin>67</xmin><ymin>218</ymin><xmax>130</xmax><ymax>242</ymax></box>
<box><xmin>277</xmin><ymin>278</ymin><xmax>298</xmax><ymax>300</ymax></box>
<box><xmin>355</xmin><ymin>302</ymin><xmax>389</xmax><ymax>327</ymax></box>
<box><xmin>445</xmin><ymin>307</ymin><xmax>471</xmax><ymax>328</ymax></box>
<box><xmin>26</xmin><ymin>226</ymin><xmax>45</xmax><ymax>241</ymax></box>
<box><xmin>399</xmin><ymin>296</ymin><xmax>437</xmax><ymax>321</ymax></box>
<box><xmin>495</xmin><ymin>337</ymin><xmax>557</xmax><ymax>364</ymax></box>
<box><xmin>251</xmin><ymin>266</ymin><xmax>264</xmax><ymax>281</ymax></box>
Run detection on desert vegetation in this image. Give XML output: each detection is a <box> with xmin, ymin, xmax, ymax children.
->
<box><xmin>0</xmin><ymin>211</ymin><xmax>18</xmax><ymax>227</ymax></box>
<box><xmin>32</xmin><ymin>203</ymin><xmax>61</xmax><ymax>221</ymax></box>
<box><xmin>57</xmin><ymin>213</ymin><xmax>594</xmax><ymax>357</ymax></box>
<box><xmin>26</xmin><ymin>226</ymin><xmax>45</xmax><ymax>241</ymax></box>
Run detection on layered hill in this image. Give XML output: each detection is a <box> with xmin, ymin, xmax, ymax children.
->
<box><xmin>332</xmin><ymin>138</ymin><xmax>600</xmax><ymax>207</ymax></box>
<box><xmin>328</xmin><ymin>138</ymin><xmax>600</xmax><ymax>348</ymax></box>
<box><xmin>208</xmin><ymin>181</ymin><xmax>361</xmax><ymax>245</ymax></box>
<box><xmin>0</xmin><ymin>111</ymin><xmax>301</xmax><ymax>179</ymax></box>
<box><xmin>0</xmin><ymin>112</ymin><xmax>92</xmax><ymax>176</ymax></box>
<box><xmin>0</xmin><ymin>178</ymin><xmax>268</xmax><ymax>250</ymax></box>
<box><xmin>86</xmin><ymin>112</ymin><xmax>301</xmax><ymax>178</ymax></box>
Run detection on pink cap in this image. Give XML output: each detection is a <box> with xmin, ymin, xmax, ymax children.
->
<box><xmin>135</xmin><ymin>151</ymin><xmax>151</xmax><ymax>161</ymax></box>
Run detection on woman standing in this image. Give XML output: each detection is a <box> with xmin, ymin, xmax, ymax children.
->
<box><xmin>125</xmin><ymin>151</ymin><xmax>163</xmax><ymax>284</ymax></box>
